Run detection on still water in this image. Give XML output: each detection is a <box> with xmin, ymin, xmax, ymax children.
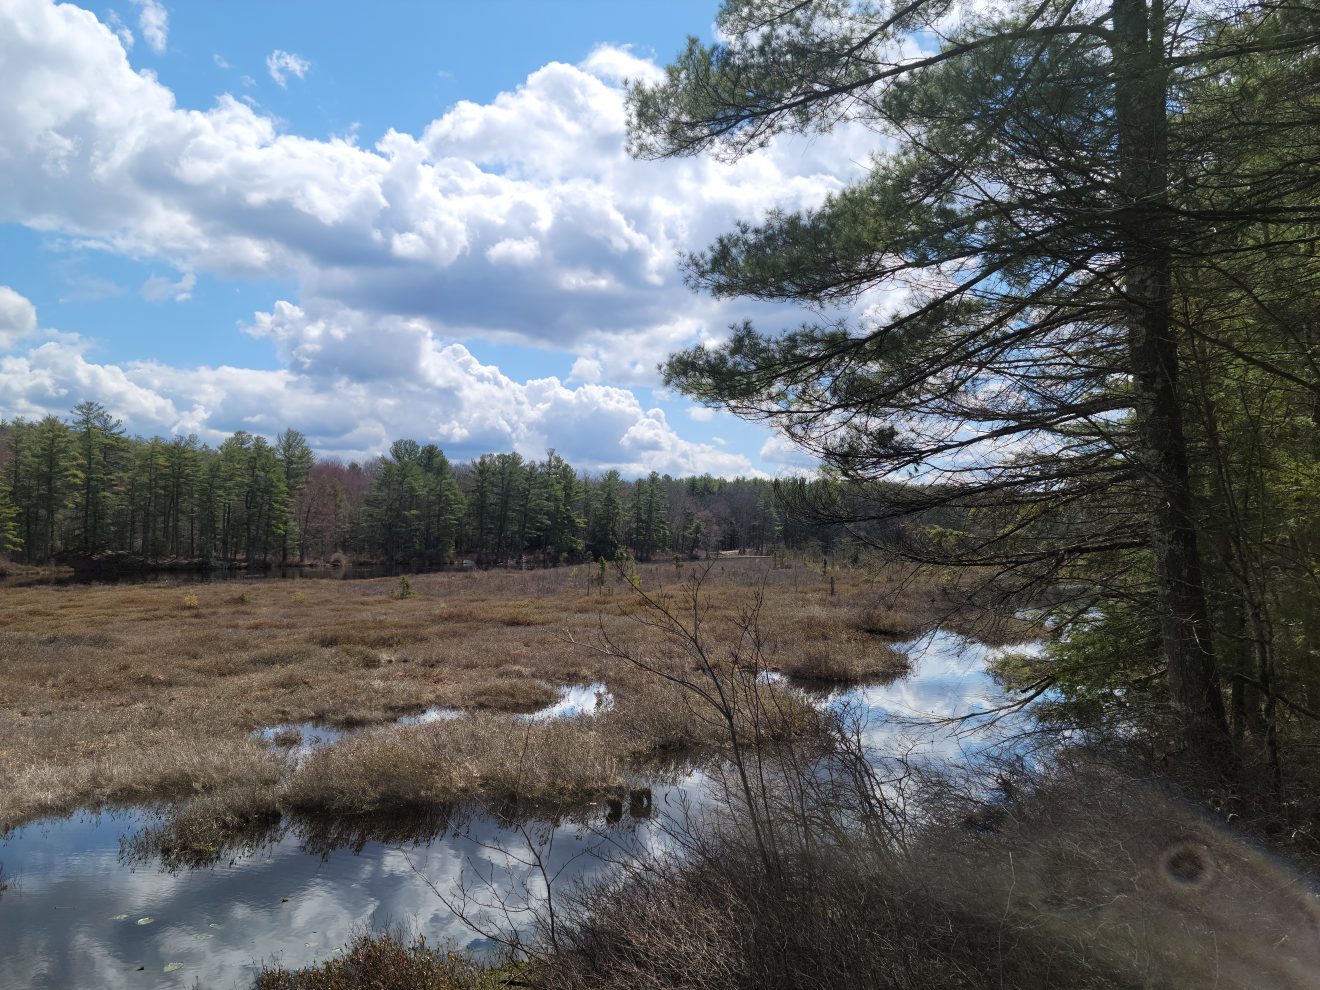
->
<box><xmin>0</xmin><ymin>633</ymin><xmax>1037</xmax><ymax>989</ymax></box>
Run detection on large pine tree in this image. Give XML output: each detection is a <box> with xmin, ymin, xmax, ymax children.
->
<box><xmin>628</xmin><ymin>0</ymin><xmax>1320</xmax><ymax>768</ymax></box>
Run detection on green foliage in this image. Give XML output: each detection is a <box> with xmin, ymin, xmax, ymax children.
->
<box><xmin>616</xmin><ymin>548</ymin><xmax>641</xmax><ymax>590</ymax></box>
<box><xmin>0</xmin><ymin>405</ymin><xmax>859</xmax><ymax>569</ymax></box>
<box><xmin>993</xmin><ymin>605</ymin><xmax>1164</xmax><ymax>730</ymax></box>
<box><xmin>0</xmin><ymin>474</ymin><xmax>20</xmax><ymax>557</ymax></box>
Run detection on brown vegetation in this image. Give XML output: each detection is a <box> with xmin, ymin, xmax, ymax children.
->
<box><xmin>0</xmin><ymin>557</ymin><xmax>1002</xmax><ymax>832</ymax></box>
<box><xmin>522</xmin><ymin>759</ymin><xmax>1320</xmax><ymax>990</ymax></box>
<box><xmin>255</xmin><ymin>932</ymin><xmax>499</xmax><ymax>990</ymax></box>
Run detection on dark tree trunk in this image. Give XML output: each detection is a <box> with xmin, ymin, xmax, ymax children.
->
<box><xmin>1113</xmin><ymin>0</ymin><xmax>1231</xmax><ymax>769</ymax></box>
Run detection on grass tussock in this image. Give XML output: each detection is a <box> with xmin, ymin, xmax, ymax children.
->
<box><xmin>286</xmin><ymin>713</ymin><xmax>627</xmax><ymax>813</ymax></box>
<box><xmin>255</xmin><ymin>933</ymin><xmax>499</xmax><ymax>990</ymax></box>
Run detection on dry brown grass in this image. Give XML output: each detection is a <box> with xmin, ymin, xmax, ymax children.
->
<box><xmin>0</xmin><ymin>558</ymin><xmax>986</xmax><ymax>831</ymax></box>
<box><xmin>254</xmin><ymin>932</ymin><xmax>500</xmax><ymax>990</ymax></box>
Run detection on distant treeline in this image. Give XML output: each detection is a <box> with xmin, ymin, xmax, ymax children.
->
<box><xmin>0</xmin><ymin>402</ymin><xmax>847</xmax><ymax>568</ymax></box>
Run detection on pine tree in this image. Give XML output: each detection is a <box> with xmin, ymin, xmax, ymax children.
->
<box><xmin>70</xmin><ymin>401</ymin><xmax>124</xmax><ymax>556</ymax></box>
<box><xmin>276</xmin><ymin>429</ymin><xmax>314</xmax><ymax>563</ymax></box>
<box><xmin>625</xmin><ymin>0</ymin><xmax>1320</xmax><ymax>767</ymax></box>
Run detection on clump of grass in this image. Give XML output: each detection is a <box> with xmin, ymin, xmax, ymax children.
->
<box><xmin>182</xmin><ymin>593</ymin><xmax>199</xmax><ymax>609</ymax></box>
<box><xmin>533</xmin><ymin>831</ymin><xmax>1131</xmax><ymax>990</ymax></box>
<box><xmin>285</xmin><ymin>713</ymin><xmax>627</xmax><ymax>814</ymax></box>
<box><xmin>455</xmin><ymin>676</ymin><xmax>558</xmax><ymax>712</ymax></box>
<box><xmin>775</xmin><ymin>640</ymin><xmax>910</xmax><ymax>683</ymax></box>
<box><xmin>335</xmin><ymin>644</ymin><xmax>384</xmax><ymax>669</ymax></box>
<box><xmin>246</xmin><ymin>643</ymin><xmax>326</xmax><ymax>668</ymax></box>
<box><xmin>121</xmin><ymin>784</ymin><xmax>284</xmax><ymax>871</ymax></box>
<box><xmin>527</xmin><ymin>755</ymin><xmax>1320</xmax><ymax>990</ymax></box>
<box><xmin>853</xmin><ymin>601</ymin><xmax>925</xmax><ymax>639</ymax></box>
<box><xmin>1</xmin><ymin>727</ymin><xmax>284</xmax><ymax>831</ymax></box>
<box><xmin>270</xmin><ymin>727</ymin><xmax>304</xmax><ymax>747</ymax></box>
<box><xmin>311</xmin><ymin>624</ymin><xmax>425</xmax><ymax>649</ymax></box>
<box><xmin>255</xmin><ymin>932</ymin><xmax>497</xmax><ymax>990</ymax></box>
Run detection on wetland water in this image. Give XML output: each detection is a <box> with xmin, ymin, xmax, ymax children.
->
<box><xmin>0</xmin><ymin>633</ymin><xmax>1037</xmax><ymax>989</ymax></box>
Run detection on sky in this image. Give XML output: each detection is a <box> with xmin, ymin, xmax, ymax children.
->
<box><xmin>0</xmin><ymin>0</ymin><xmax>877</xmax><ymax>477</ymax></box>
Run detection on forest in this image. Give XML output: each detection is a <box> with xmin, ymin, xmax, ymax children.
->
<box><xmin>0</xmin><ymin>406</ymin><xmax>838</xmax><ymax>569</ymax></box>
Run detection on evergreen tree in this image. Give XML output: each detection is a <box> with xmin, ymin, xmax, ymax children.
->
<box><xmin>625</xmin><ymin>0</ymin><xmax>1320</xmax><ymax>767</ymax></box>
<box><xmin>30</xmin><ymin>416</ymin><xmax>75</xmax><ymax>562</ymax></box>
<box><xmin>588</xmin><ymin>470</ymin><xmax>625</xmax><ymax>558</ymax></box>
<box><xmin>0</xmin><ymin>472</ymin><xmax>20</xmax><ymax>558</ymax></box>
<box><xmin>276</xmin><ymin>429</ymin><xmax>314</xmax><ymax>562</ymax></box>
<box><xmin>540</xmin><ymin>450</ymin><xmax>583</xmax><ymax>563</ymax></box>
<box><xmin>419</xmin><ymin>444</ymin><xmax>464</xmax><ymax>561</ymax></box>
<box><xmin>70</xmin><ymin>401</ymin><xmax>124</xmax><ymax>555</ymax></box>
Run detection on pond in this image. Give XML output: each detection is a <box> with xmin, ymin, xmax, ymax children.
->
<box><xmin>0</xmin><ymin>632</ymin><xmax>1039</xmax><ymax>989</ymax></box>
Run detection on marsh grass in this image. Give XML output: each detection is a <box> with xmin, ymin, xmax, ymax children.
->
<box><xmin>255</xmin><ymin>931</ymin><xmax>501</xmax><ymax>990</ymax></box>
<box><xmin>0</xmin><ymin>558</ymin><xmax>1012</xmax><ymax>832</ymax></box>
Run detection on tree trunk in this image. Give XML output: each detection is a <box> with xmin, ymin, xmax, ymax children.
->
<box><xmin>1113</xmin><ymin>0</ymin><xmax>1231</xmax><ymax>769</ymax></box>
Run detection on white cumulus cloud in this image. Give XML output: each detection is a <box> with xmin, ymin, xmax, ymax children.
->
<box><xmin>0</xmin><ymin>285</ymin><xmax>39</xmax><ymax>349</ymax></box>
<box><xmin>0</xmin><ymin>4</ymin><xmax>872</xmax><ymax>363</ymax></box>
<box><xmin>580</xmin><ymin>43</ymin><xmax>666</xmax><ymax>85</ymax></box>
<box><xmin>131</xmin><ymin>0</ymin><xmax>167</xmax><ymax>53</ymax></box>
<box><xmin>267</xmin><ymin>49</ymin><xmax>310</xmax><ymax>87</ymax></box>
<box><xmin>140</xmin><ymin>271</ymin><xmax>195</xmax><ymax>302</ymax></box>
<box><xmin>0</xmin><ymin>287</ymin><xmax>759</xmax><ymax>475</ymax></box>
<box><xmin>0</xmin><ymin>2</ymin><xmax>880</xmax><ymax>475</ymax></box>
<box><xmin>760</xmin><ymin>434</ymin><xmax>819</xmax><ymax>475</ymax></box>
<box><xmin>106</xmin><ymin>10</ymin><xmax>133</xmax><ymax>49</ymax></box>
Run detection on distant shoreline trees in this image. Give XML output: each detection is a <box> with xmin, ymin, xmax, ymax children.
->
<box><xmin>0</xmin><ymin>403</ymin><xmax>839</xmax><ymax>568</ymax></box>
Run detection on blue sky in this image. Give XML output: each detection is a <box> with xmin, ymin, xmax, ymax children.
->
<box><xmin>0</xmin><ymin>0</ymin><xmax>873</xmax><ymax>476</ymax></box>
